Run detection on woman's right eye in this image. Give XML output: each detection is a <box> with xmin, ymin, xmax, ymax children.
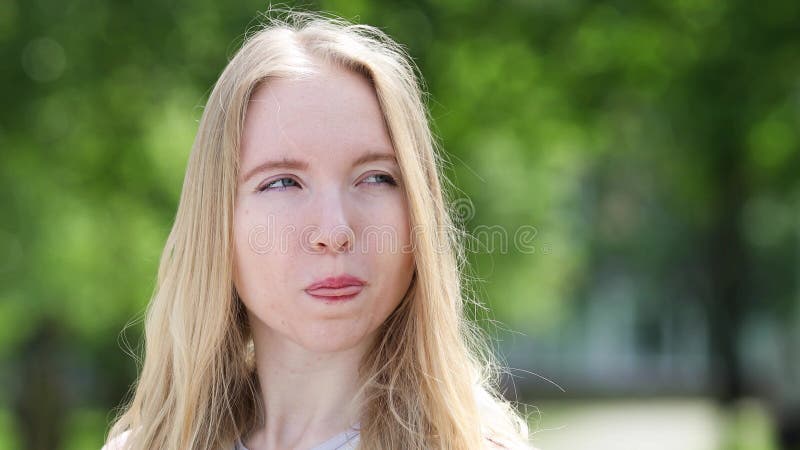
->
<box><xmin>257</xmin><ymin>177</ymin><xmax>300</xmax><ymax>192</ymax></box>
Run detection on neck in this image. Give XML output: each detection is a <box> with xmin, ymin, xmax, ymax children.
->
<box><xmin>244</xmin><ymin>321</ymin><xmax>372</xmax><ymax>449</ymax></box>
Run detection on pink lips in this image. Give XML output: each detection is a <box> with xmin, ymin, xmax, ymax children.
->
<box><xmin>305</xmin><ymin>275</ymin><xmax>366</xmax><ymax>301</ymax></box>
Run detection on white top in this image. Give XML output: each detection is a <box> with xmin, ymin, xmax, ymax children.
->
<box><xmin>235</xmin><ymin>424</ymin><xmax>361</xmax><ymax>450</ymax></box>
<box><xmin>103</xmin><ymin>424</ymin><xmax>360</xmax><ymax>450</ymax></box>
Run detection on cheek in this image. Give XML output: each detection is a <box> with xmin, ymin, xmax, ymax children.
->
<box><xmin>354</xmin><ymin>195</ymin><xmax>412</xmax><ymax>247</ymax></box>
<box><xmin>362</xmin><ymin>198</ymin><xmax>415</xmax><ymax>295</ymax></box>
<box><xmin>234</xmin><ymin>195</ymin><xmax>306</xmax><ymax>257</ymax></box>
<box><xmin>232</xmin><ymin>204</ymin><xmax>300</xmax><ymax>310</ymax></box>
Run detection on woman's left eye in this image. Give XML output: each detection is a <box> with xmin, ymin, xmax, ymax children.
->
<box><xmin>362</xmin><ymin>173</ymin><xmax>398</xmax><ymax>186</ymax></box>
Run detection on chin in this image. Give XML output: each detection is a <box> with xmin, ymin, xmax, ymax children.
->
<box><xmin>294</xmin><ymin>328</ymin><xmax>372</xmax><ymax>353</ymax></box>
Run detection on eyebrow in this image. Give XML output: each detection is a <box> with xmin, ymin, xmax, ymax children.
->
<box><xmin>241</xmin><ymin>151</ymin><xmax>398</xmax><ymax>183</ymax></box>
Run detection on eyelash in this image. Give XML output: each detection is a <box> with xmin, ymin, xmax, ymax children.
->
<box><xmin>256</xmin><ymin>173</ymin><xmax>398</xmax><ymax>193</ymax></box>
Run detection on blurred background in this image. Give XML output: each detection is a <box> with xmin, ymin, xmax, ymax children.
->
<box><xmin>1</xmin><ymin>0</ymin><xmax>799</xmax><ymax>449</ymax></box>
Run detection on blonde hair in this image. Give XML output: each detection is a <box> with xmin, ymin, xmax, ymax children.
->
<box><xmin>106</xmin><ymin>8</ymin><xmax>534</xmax><ymax>450</ymax></box>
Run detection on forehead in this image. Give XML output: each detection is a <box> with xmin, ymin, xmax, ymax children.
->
<box><xmin>240</xmin><ymin>65</ymin><xmax>394</xmax><ymax>165</ymax></box>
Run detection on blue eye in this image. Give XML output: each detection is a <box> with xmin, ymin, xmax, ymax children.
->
<box><xmin>256</xmin><ymin>173</ymin><xmax>398</xmax><ymax>193</ymax></box>
<box><xmin>363</xmin><ymin>173</ymin><xmax>398</xmax><ymax>186</ymax></box>
<box><xmin>258</xmin><ymin>177</ymin><xmax>300</xmax><ymax>192</ymax></box>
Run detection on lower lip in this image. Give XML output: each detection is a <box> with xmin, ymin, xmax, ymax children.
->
<box><xmin>305</xmin><ymin>285</ymin><xmax>364</xmax><ymax>302</ymax></box>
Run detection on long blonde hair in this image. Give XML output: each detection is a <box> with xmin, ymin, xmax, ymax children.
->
<box><xmin>106</xmin><ymin>8</ymin><xmax>533</xmax><ymax>450</ymax></box>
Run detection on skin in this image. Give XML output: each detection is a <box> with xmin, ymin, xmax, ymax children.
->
<box><xmin>232</xmin><ymin>62</ymin><xmax>415</xmax><ymax>450</ymax></box>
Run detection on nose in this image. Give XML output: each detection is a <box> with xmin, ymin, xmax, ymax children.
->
<box><xmin>304</xmin><ymin>190</ymin><xmax>354</xmax><ymax>254</ymax></box>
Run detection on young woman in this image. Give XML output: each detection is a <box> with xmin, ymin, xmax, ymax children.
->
<box><xmin>103</xmin><ymin>9</ymin><xmax>534</xmax><ymax>450</ymax></box>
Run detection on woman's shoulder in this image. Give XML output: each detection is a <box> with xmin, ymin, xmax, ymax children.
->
<box><xmin>101</xmin><ymin>429</ymin><xmax>132</xmax><ymax>450</ymax></box>
<box><xmin>485</xmin><ymin>436</ymin><xmax>540</xmax><ymax>450</ymax></box>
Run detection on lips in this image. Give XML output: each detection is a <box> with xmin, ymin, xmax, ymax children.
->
<box><xmin>305</xmin><ymin>275</ymin><xmax>366</xmax><ymax>299</ymax></box>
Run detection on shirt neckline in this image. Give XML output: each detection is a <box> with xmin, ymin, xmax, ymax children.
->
<box><xmin>237</xmin><ymin>423</ymin><xmax>360</xmax><ymax>450</ymax></box>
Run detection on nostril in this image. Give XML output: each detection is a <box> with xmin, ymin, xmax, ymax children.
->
<box><xmin>301</xmin><ymin>224</ymin><xmax>355</xmax><ymax>254</ymax></box>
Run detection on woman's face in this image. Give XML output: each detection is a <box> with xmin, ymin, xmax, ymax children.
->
<box><xmin>233</xmin><ymin>64</ymin><xmax>415</xmax><ymax>353</ymax></box>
